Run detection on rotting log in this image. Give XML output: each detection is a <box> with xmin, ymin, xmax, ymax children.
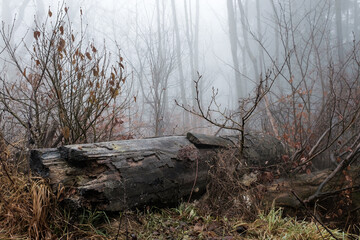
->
<box><xmin>30</xmin><ymin>132</ymin><xmax>287</xmax><ymax>211</ymax></box>
<box><xmin>187</xmin><ymin>132</ymin><xmax>287</xmax><ymax>166</ymax></box>
<box><xmin>256</xmin><ymin>168</ymin><xmax>360</xmax><ymax>215</ymax></box>
<box><xmin>259</xmin><ymin>169</ymin><xmax>334</xmax><ymax>209</ymax></box>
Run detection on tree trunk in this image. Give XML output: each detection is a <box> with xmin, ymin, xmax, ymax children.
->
<box><xmin>194</xmin><ymin>0</ymin><xmax>200</xmax><ymax>104</ymax></box>
<box><xmin>260</xmin><ymin>169</ymin><xmax>333</xmax><ymax>209</ymax></box>
<box><xmin>171</xmin><ymin>0</ymin><xmax>189</xmax><ymax>129</ymax></box>
<box><xmin>354</xmin><ymin>0</ymin><xmax>359</xmax><ymax>41</ymax></box>
<box><xmin>227</xmin><ymin>0</ymin><xmax>243</xmax><ymax>100</ymax></box>
<box><xmin>270</xmin><ymin>0</ymin><xmax>280</xmax><ymax>64</ymax></box>
<box><xmin>259</xmin><ymin>168</ymin><xmax>360</xmax><ymax>217</ymax></box>
<box><xmin>184</xmin><ymin>0</ymin><xmax>200</xmax><ymax>128</ymax></box>
<box><xmin>238</xmin><ymin>0</ymin><xmax>259</xmax><ymax>80</ymax></box>
<box><xmin>30</xmin><ymin>133</ymin><xmax>287</xmax><ymax>211</ymax></box>
<box><xmin>335</xmin><ymin>0</ymin><xmax>344</xmax><ymax>63</ymax></box>
<box><xmin>256</xmin><ymin>0</ymin><xmax>264</xmax><ymax>71</ymax></box>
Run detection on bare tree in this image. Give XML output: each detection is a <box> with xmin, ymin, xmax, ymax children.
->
<box><xmin>254</xmin><ymin>3</ymin><xmax>360</xmax><ymax>220</ymax></box>
<box><xmin>179</xmin><ymin>0</ymin><xmax>360</xmax><ymax>227</ymax></box>
<box><xmin>0</xmin><ymin>7</ymin><xmax>130</xmax><ymax>147</ymax></box>
<box><xmin>184</xmin><ymin>0</ymin><xmax>200</xmax><ymax>124</ymax></box>
<box><xmin>131</xmin><ymin>0</ymin><xmax>176</xmax><ymax>137</ymax></box>
<box><xmin>176</xmin><ymin>65</ymin><xmax>282</xmax><ymax>157</ymax></box>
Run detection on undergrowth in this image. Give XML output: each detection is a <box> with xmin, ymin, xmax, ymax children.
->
<box><xmin>109</xmin><ymin>204</ymin><xmax>358</xmax><ymax>240</ymax></box>
<box><xmin>0</xmin><ymin>158</ymin><xmax>110</xmax><ymax>239</ymax></box>
<box><xmin>0</xmin><ymin>157</ymin><xmax>359</xmax><ymax>239</ymax></box>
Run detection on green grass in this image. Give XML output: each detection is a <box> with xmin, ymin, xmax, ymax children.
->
<box><xmin>246</xmin><ymin>208</ymin><xmax>356</xmax><ymax>240</ymax></box>
<box><xmin>105</xmin><ymin>204</ymin><xmax>359</xmax><ymax>240</ymax></box>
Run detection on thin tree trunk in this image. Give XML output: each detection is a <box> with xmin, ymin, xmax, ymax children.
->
<box><xmin>156</xmin><ymin>0</ymin><xmax>163</xmax><ymax>59</ymax></box>
<box><xmin>194</xmin><ymin>0</ymin><xmax>201</xmax><ymax>103</ymax></box>
<box><xmin>227</xmin><ymin>0</ymin><xmax>243</xmax><ymax>101</ymax></box>
<box><xmin>354</xmin><ymin>0</ymin><xmax>359</xmax><ymax>40</ymax></box>
<box><xmin>263</xmin><ymin>94</ymin><xmax>279</xmax><ymax>137</ymax></box>
<box><xmin>335</xmin><ymin>0</ymin><xmax>344</xmax><ymax>63</ymax></box>
<box><xmin>171</xmin><ymin>0</ymin><xmax>189</xmax><ymax>130</ymax></box>
<box><xmin>184</xmin><ymin>0</ymin><xmax>197</xmax><ymax>128</ymax></box>
<box><xmin>270</xmin><ymin>0</ymin><xmax>280</xmax><ymax>64</ymax></box>
<box><xmin>256</xmin><ymin>0</ymin><xmax>264</xmax><ymax>72</ymax></box>
<box><xmin>238</xmin><ymin>0</ymin><xmax>259</xmax><ymax>80</ymax></box>
<box><xmin>155</xmin><ymin>0</ymin><xmax>165</xmax><ymax>136</ymax></box>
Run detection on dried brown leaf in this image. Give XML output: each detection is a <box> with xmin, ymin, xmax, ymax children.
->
<box><xmin>85</xmin><ymin>52</ymin><xmax>92</xmax><ymax>60</ymax></box>
<box><xmin>34</xmin><ymin>31</ymin><xmax>40</xmax><ymax>40</ymax></box>
<box><xmin>58</xmin><ymin>38</ymin><xmax>65</xmax><ymax>51</ymax></box>
<box><xmin>62</xmin><ymin>126</ymin><xmax>70</xmax><ymax>140</ymax></box>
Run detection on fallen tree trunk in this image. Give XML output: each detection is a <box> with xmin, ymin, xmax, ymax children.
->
<box><xmin>255</xmin><ymin>168</ymin><xmax>360</xmax><ymax>227</ymax></box>
<box><xmin>260</xmin><ymin>168</ymin><xmax>360</xmax><ymax>209</ymax></box>
<box><xmin>30</xmin><ymin>132</ymin><xmax>287</xmax><ymax>211</ymax></box>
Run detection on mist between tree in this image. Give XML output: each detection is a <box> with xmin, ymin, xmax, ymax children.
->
<box><xmin>1</xmin><ymin>0</ymin><xmax>358</xmax><ymax>159</ymax></box>
<box><xmin>0</xmin><ymin>0</ymin><xmax>360</xmax><ymax>237</ymax></box>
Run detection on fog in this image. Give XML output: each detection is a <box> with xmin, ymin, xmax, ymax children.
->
<box><xmin>0</xmin><ymin>0</ymin><xmax>359</xmax><ymax>139</ymax></box>
<box><xmin>2</xmin><ymin>3</ymin><xmax>360</xmax><ymax>236</ymax></box>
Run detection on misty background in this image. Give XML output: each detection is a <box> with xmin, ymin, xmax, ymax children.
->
<box><xmin>0</xmin><ymin>0</ymin><xmax>358</xmax><ymax>139</ymax></box>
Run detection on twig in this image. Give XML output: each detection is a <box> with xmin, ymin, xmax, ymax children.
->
<box><xmin>187</xmin><ymin>157</ymin><xmax>199</xmax><ymax>203</ymax></box>
<box><xmin>116</xmin><ymin>177</ymin><xmax>128</xmax><ymax>240</ymax></box>
<box><xmin>115</xmin><ymin>212</ymin><xmax>122</xmax><ymax>240</ymax></box>
<box><xmin>308</xmin><ymin>185</ymin><xmax>360</xmax><ymax>202</ymax></box>
<box><xmin>0</xmin><ymin>156</ymin><xmax>14</xmax><ymax>185</ymax></box>
<box><xmin>306</xmin><ymin>144</ymin><xmax>360</xmax><ymax>203</ymax></box>
<box><xmin>125</xmin><ymin>213</ymin><xmax>129</xmax><ymax>240</ymax></box>
<box><xmin>291</xmin><ymin>190</ymin><xmax>339</xmax><ymax>240</ymax></box>
<box><xmin>0</xmin><ymin>192</ymin><xmax>10</xmax><ymax>206</ymax></box>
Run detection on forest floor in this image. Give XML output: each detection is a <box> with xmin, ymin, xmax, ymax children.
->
<box><xmin>91</xmin><ymin>203</ymin><xmax>356</xmax><ymax>240</ymax></box>
<box><xmin>0</xmin><ymin>160</ymin><xmax>359</xmax><ymax>239</ymax></box>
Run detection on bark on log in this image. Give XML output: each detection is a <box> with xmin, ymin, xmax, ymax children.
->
<box><xmin>30</xmin><ymin>133</ymin><xmax>287</xmax><ymax>211</ymax></box>
<box><xmin>258</xmin><ymin>168</ymin><xmax>360</xmax><ymax>213</ymax></box>
<box><xmin>260</xmin><ymin>170</ymin><xmax>334</xmax><ymax>209</ymax></box>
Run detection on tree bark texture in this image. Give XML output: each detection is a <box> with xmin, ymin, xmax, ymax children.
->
<box><xmin>30</xmin><ymin>133</ymin><xmax>287</xmax><ymax>211</ymax></box>
<box><xmin>258</xmin><ymin>168</ymin><xmax>360</xmax><ymax>219</ymax></box>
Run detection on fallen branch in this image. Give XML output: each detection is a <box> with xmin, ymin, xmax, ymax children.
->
<box><xmin>291</xmin><ymin>190</ymin><xmax>339</xmax><ymax>240</ymax></box>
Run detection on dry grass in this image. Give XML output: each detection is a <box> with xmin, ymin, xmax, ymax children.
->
<box><xmin>0</xmin><ymin>158</ymin><xmax>53</xmax><ymax>239</ymax></box>
<box><xmin>0</xmin><ymin>149</ymin><xmax>358</xmax><ymax>239</ymax></box>
<box><xmin>0</xmin><ymin>152</ymin><xmax>113</xmax><ymax>239</ymax></box>
<box><xmin>197</xmin><ymin>148</ymin><xmax>260</xmax><ymax>220</ymax></box>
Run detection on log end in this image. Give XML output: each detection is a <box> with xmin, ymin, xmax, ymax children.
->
<box><xmin>30</xmin><ymin>148</ymin><xmax>60</xmax><ymax>177</ymax></box>
<box><xmin>187</xmin><ymin>132</ymin><xmax>234</xmax><ymax>148</ymax></box>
